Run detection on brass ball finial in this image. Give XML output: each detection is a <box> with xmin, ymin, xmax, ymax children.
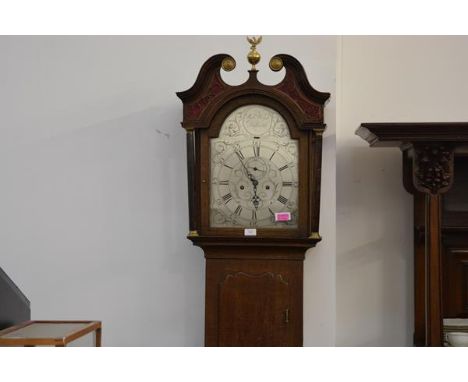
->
<box><xmin>247</xmin><ymin>36</ymin><xmax>262</xmax><ymax>70</ymax></box>
<box><xmin>221</xmin><ymin>56</ymin><xmax>236</xmax><ymax>72</ymax></box>
<box><xmin>269</xmin><ymin>56</ymin><xmax>284</xmax><ymax>72</ymax></box>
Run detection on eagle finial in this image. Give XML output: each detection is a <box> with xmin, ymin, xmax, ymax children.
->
<box><xmin>246</xmin><ymin>36</ymin><xmax>262</xmax><ymax>70</ymax></box>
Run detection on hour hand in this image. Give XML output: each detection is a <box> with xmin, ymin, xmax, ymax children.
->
<box><xmin>248</xmin><ymin>173</ymin><xmax>258</xmax><ymax>187</ymax></box>
<box><xmin>251</xmin><ymin>193</ymin><xmax>260</xmax><ymax>209</ymax></box>
<box><xmin>249</xmin><ymin>174</ymin><xmax>260</xmax><ymax>209</ymax></box>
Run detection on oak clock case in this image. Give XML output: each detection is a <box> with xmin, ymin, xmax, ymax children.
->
<box><xmin>177</xmin><ymin>50</ymin><xmax>329</xmax><ymax>346</ymax></box>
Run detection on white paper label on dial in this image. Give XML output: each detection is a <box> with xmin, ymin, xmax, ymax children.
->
<box><xmin>244</xmin><ymin>228</ymin><xmax>257</xmax><ymax>236</ymax></box>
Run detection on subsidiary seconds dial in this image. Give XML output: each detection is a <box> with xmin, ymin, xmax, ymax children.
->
<box><xmin>210</xmin><ymin>105</ymin><xmax>299</xmax><ymax>228</ymax></box>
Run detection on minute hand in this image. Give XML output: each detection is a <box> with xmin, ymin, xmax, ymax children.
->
<box><xmin>235</xmin><ymin>151</ymin><xmax>251</xmax><ymax>175</ymax></box>
<box><xmin>236</xmin><ymin>151</ymin><xmax>257</xmax><ymax>182</ymax></box>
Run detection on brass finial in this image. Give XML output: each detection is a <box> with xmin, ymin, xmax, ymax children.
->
<box><xmin>247</xmin><ymin>36</ymin><xmax>262</xmax><ymax>70</ymax></box>
<box><xmin>269</xmin><ymin>56</ymin><xmax>284</xmax><ymax>72</ymax></box>
<box><xmin>221</xmin><ymin>56</ymin><xmax>236</xmax><ymax>72</ymax></box>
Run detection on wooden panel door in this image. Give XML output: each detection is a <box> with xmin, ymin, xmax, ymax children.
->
<box><xmin>205</xmin><ymin>257</ymin><xmax>303</xmax><ymax>347</ymax></box>
<box><xmin>218</xmin><ymin>271</ymin><xmax>289</xmax><ymax>346</ymax></box>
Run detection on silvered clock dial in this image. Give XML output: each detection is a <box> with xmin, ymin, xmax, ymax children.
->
<box><xmin>210</xmin><ymin>104</ymin><xmax>299</xmax><ymax>228</ymax></box>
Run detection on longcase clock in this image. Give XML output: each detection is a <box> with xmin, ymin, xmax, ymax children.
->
<box><xmin>177</xmin><ymin>38</ymin><xmax>330</xmax><ymax>346</ymax></box>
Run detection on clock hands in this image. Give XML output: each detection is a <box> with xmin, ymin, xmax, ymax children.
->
<box><xmin>235</xmin><ymin>150</ymin><xmax>260</xmax><ymax>210</ymax></box>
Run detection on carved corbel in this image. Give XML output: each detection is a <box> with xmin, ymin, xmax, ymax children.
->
<box><xmin>412</xmin><ymin>144</ymin><xmax>454</xmax><ymax>195</ymax></box>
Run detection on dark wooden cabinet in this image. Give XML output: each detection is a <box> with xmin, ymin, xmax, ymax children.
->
<box><xmin>177</xmin><ymin>40</ymin><xmax>329</xmax><ymax>346</ymax></box>
<box><xmin>443</xmin><ymin>245</ymin><xmax>468</xmax><ymax>318</ymax></box>
<box><xmin>441</xmin><ymin>157</ymin><xmax>468</xmax><ymax>320</ymax></box>
<box><xmin>357</xmin><ymin>122</ymin><xmax>468</xmax><ymax>347</ymax></box>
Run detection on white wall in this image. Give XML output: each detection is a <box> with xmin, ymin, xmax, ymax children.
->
<box><xmin>0</xmin><ymin>36</ymin><xmax>336</xmax><ymax>346</ymax></box>
<box><xmin>336</xmin><ymin>36</ymin><xmax>468</xmax><ymax>346</ymax></box>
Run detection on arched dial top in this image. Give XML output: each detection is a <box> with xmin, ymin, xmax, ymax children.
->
<box><xmin>210</xmin><ymin>105</ymin><xmax>299</xmax><ymax>228</ymax></box>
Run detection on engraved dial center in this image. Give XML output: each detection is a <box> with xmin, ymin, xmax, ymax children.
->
<box><xmin>245</xmin><ymin>157</ymin><xmax>268</xmax><ymax>180</ymax></box>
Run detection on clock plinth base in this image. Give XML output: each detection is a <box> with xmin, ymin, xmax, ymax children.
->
<box><xmin>203</xmin><ymin>245</ymin><xmax>304</xmax><ymax>347</ymax></box>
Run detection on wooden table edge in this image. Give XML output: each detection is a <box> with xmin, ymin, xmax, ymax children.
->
<box><xmin>0</xmin><ymin>320</ymin><xmax>102</xmax><ymax>347</ymax></box>
<box><xmin>0</xmin><ymin>320</ymin><xmax>34</xmax><ymax>336</ymax></box>
<box><xmin>63</xmin><ymin>321</ymin><xmax>101</xmax><ymax>345</ymax></box>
